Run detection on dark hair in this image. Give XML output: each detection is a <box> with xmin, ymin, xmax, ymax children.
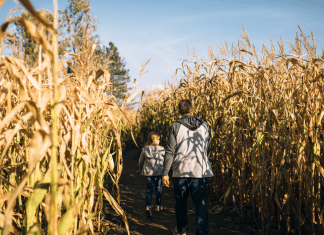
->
<box><xmin>178</xmin><ymin>99</ymin><xmax>193</xmax><ymax>115</ymax></box>
<box><xmin>144</xmin><ymin>131</ymin><xmax>160</xmax><ymax>147</ymax></box>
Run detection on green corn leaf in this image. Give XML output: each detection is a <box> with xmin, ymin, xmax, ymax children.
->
<box><xmin>57</xmin><ymin>197</ymin><xmax>85</xmax><ymax>235</ymax></box>
<box><xmin>24</xmin><ymin>171</ymin><xmax>51</xmax><ymax>234</ymax></box>
<box><xmin>80</xmin><ymin>109</ymin><xmax>101</xmax><ymax>134</ymax></box>
<box><xmin>95</xmin><ymin>167</ymin><xmax>103</xmax><ymax>212</ymax></box>
<box><xmin>223</xmin><ymin>177</ymin><xmax>235</xmax><ymax>205</ymax></box>
<box><xmin>85</xmin><ymin>213</ymin><xmax>97</xmax><ymax>222</ymax></box>
<box><xmin>26</xmin><ymin>223</ymin><xmax>42</xmax><ymax>235</ymax></box>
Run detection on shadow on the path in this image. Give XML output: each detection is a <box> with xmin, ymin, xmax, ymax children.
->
<box><xmin>116</xmin><ymin>149</ymin><xmax>251</xmax><ymax>235</ymax></box>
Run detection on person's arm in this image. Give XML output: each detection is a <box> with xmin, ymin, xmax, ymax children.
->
<box><xmin>139</xmin><ymin>149</ymin><xmax>145</xmax><ymax>173</ymax></box>
<box><xmin>206</xmin><ymin>124</ymin><xmax>212</xmax><ymax>157</ymax></box>
<box><xmin>159</xmin><ymin>147</ymin><xmax>166</xmax><ymax>168</ymax></box>
<box><xmin>159</xmin><ymin>148</ymin><xmax>166</xmax><ymax>158</ymax></box>
<box><xmin>162</xmin><ymin>125</ymin><xmax>177</xmax><ymax>176</ymax></box>
<box><xmin>163</xmin><ymin>122</ymin><xmax>181</xmax><ymax>187</ymax></box>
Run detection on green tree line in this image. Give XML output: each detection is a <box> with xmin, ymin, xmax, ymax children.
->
<box><xmin>8</xmin><ymin>0</ymin><xmax>130</xmax><ymax>102</ymax></box>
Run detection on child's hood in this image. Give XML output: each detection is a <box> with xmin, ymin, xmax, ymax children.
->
<box><xmin>143</xmin><ymin>146</ymin><xmax>165</xmax><ymax>159</ymax></box>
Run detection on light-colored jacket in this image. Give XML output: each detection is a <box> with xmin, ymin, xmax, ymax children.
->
<box><xmin>139</xmin><ymin>146</ymin><xmax>165</xmax><ymax>176</ymax></box>
<box><xmin>163</xmin><ymin>115</ymin><xmax>214</xmax><ymax>178</ymax></box>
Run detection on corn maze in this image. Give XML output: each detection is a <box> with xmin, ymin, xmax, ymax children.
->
<box><xmin>0</xmin><ymin>0</ymin><xmax>145</xmax><ymax>234</ymax></box>
<box><xmin>1</xmin><ymin>0</ymin><xmax>324</xmax><ymax>234</ymax></box>
<box><xmin>130</xmin><ymin>28</ymin><xmax>324</xmax><ymax>234</ymax></box>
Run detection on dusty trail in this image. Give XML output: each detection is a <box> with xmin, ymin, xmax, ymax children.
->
<box><xmin>118</xmin><ymin>149</ymin><xmax>252</xmax><ymax>235</ymax></box>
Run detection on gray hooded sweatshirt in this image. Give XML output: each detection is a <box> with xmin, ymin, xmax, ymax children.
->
<box><xmin>162</xmin><ymin>115</ymin><xmax>214</xmax><ymax>178</ymax></box>
<box><xmin>139</xmin><ymin>146</ymin><xmax>165</xmax><ymax>176</ymax></box>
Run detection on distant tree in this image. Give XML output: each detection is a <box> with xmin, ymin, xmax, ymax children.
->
<box><xmin>59</xmin><ymin>0</ymin><xmax>98</xmax><ymax>54</ymax></box>
<box><xmin>60</xmin><ymin>1</ymin><xmax>131</xmax><ymax>103</ymax></box>
<box><xmin>9</xmin><ymin>0</ymin><xmax>132</xmax><ymax>104</ymax></box>
<box><xmin>10</xmin><ymin>10</ymin><xmax>54</xmax><ymax>66</ymax></box>
<box><xmin>9</xmin><ymin>8</ymin><xmax>73</xmax><ymax>66</ymax></box>
<box><xmin>96</xmin><ymin>42</ymin><xmax>131</xmax><ymax>103</ymax></box>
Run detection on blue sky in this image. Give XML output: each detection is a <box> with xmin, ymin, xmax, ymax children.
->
<box><xmin>1</xmin><ymin>0</ymin><xmax>323</xmax><ymax>91</ymax></box>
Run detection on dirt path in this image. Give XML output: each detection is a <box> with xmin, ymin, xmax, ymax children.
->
<box><xmin>118</xmin><ymin>149</ymin><xmax>256</xmax><ymax>235</ymax></box>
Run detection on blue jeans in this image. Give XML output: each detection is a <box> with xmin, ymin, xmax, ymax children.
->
<box><xmin>173</xmin><ymin>178</ymin><xmax>209</xmax><ymax>235</ymax></box>
<box><xmin>145</xmin><ymin>176</ymin><xmax>162</xmax><ymax>207</ymax></box>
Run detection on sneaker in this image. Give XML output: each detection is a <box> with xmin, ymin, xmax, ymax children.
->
<box><xmin>156</xmin><ymin>205</ymin><xmax>163</xmax><ymax>211</ymax></box>
<box><xmin>146</xmin><ymin>206</ymin><xmax>153</xmax><ymax>218</ymax></box>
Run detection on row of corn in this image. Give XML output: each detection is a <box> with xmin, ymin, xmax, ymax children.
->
<box><xmin>128</xmin><ymin>28</ymin><xmax>324</xmax><ymax>234</ymax></box>
<box><xmin>0</xmin><ymin>0</ymin><xmax>140</xmax><ymax>234</ymax></box>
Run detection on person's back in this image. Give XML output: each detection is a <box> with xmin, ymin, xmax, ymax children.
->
<box><xmin>166</xmin><ymin>115</ymin><xmax>213</xmax><ymax>178</ymax></box>
<box><xmin>140</xmin><ymin>145</ymin><xmax>165</xmax><ymax>176</ymax></box>
<box><xmin>162</xmin><ymin>99</ymin><xmax>213</xmax><ymax>235</ymax></box>
<box><xmin>139</xmin><ymin>132</ymin><xmax>165</xmax><ymax>218</ymax></box>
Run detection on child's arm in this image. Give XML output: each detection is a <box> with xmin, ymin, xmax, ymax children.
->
<box><xmin>138</xmin><ymin>149</ymin><xmax>145</xmax><ymax>173</ymax></box>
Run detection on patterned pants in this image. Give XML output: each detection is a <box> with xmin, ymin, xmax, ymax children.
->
<box><xmin>173</xmin><ymin>178</ymin><xmax>209</xmax><ymax>235</ymax></box>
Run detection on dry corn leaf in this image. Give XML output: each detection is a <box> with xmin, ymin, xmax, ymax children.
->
<box><xmin>102</xmin><ymin>188</ymin><xmax>130</xmax><ymax>235</ymax></box>
<box><xmin>5</xmin><ymin>56</ymin><xmax>41</xmax><ymax>91</ymax></box>
<box><xmin>16</xmin><ymin>17</ymin><xmax>53</xmax><ymax>58</ymax></box>
<box><xmin>76</xmin><ymin>87</ymin><xmax>94</xmax><ymax>103</ymax></box>
<box><xmin>59</xmin><ymin>138</ymin><xmax>73</xmax><ymax>179</ymax></box>
<box><xmin>71</xmin><ymin>124</ymin><xmax>80</xmax><ymax>156</ymax></box>
<box><xmin>0</xmin><ymin>101</ymin><xmax>27</xmax><ymax>134</ymax></box>
<box><xmin>55</xmin><ymin>85</ymin><xmax>67</xmax><ymax>117</ymax></box>
<box><xmin>0</xmin><ymin>0</ymin><xmax>6</xmax><ymax>10</ymax></box>
<box><xmin>0</xmin><ymin>112</ymin><xmax>33</xmax><ymax>164</ymax></box>
<box><xmin>39</xmin><ymin>90</ymin><xmax>52</xmax><ymax>112</ymax></box>
<box><xmin>286</xmin><ymin>58</ymin><xmax>305</xmax><ymax>69</ymax></box>
<box><xmin>86</xmin><ymin>71</ymin><xmax>95</xmax><ymax>90</ymax></box>
<box><xmin>69</xmin><ymin>53</ymin><xmax>83</xmax><ymax>67</ymax></box>
<box><xmin>108</xmin><ymin>153</ymin><xmax>115</xmax><ymax>172</ymax></box>
<box><xmin>125</xmin><ymin>89</ymin><xmax>144</xmax><ymax>107</ymax></box>
<box><xmin>18</xmin><ymin>0</ymin><xmax>54</xmax><ymax>32</ymax></box>
<box><xmin>0</xmin><ymin>212</ymin><xmax>20</xmax><ymax>235</ymax></box>
<box><xmin>0</xmin><ymin>21</ymin><xmax>9</xmax><ymax>41</ymax></box>
<box><xmin>66</xmin><ymin>61</ymin><xmax>80</xmax><ymax>78</ymax></box>
<box><xmin>28</xmin><ymin>130</ymin><xmax>51</xmax><ymax>169</ymax></box>
<box><xmin>282</xmin><ymin>193</ymin><xmax>289</xmax><ymax>207</ymax></box>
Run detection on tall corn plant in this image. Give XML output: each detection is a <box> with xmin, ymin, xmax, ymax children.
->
<box><xmin>130</xmin><ymin>27</ymin><xmax>324</xmax><ymax>234</ymax></box>
<box><xmin>0</xmin><ymin>0</ymin><xmax>141</xmax><ymax>234</ymax></box>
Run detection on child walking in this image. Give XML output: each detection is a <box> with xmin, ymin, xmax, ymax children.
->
<box><xmin>139</xmin><ymin>132</ymin><xmax>165</xmax><ymax>218</ymax></box>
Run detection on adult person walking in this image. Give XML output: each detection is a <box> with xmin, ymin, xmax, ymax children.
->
<box><xmin>162</xmin><ymin>99</ymin><xmax>214</xmax><ymax>235</ymax></box>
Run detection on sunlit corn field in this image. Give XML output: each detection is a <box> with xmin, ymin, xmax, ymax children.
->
<box><xmin>0</xmin><ymin>0</ymin><xmax>145</xmax><ymax>234</ymax></box>
<box><xmin>129</xmin><ymin>27</ymin><xmax>324</xmax><ymax>234</ymax></box>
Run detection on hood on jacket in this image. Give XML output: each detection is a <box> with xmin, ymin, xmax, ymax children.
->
<box><xmin>143</xmin><ymin>146</ymin><xmax>164</xmax><ymax>159</ymax></box>
<box><xmin>176</xmin><ymin>115</ymin><xmax>203</xmax><ymax>131</ymax></box>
